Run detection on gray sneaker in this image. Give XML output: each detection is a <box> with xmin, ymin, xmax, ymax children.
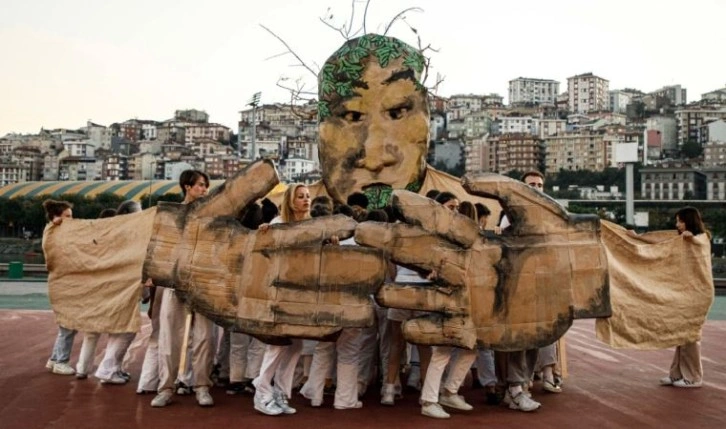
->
<box><xmin>254</xmin><ymin>395</ymin><xmax>283</xmax><ymax>416</ymax></box>
<box><xmin>195</xmin><ymin>387</ymin><xmax>214</xmax><ymax>407</ymax></box>
<box><xmin>151</xmin><ymin>390</ymin><xmax>173</xmax><ymax>407</ymax></box>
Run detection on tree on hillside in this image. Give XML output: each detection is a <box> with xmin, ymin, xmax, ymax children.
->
<box><xmin>681</xmin><ymin>140</ymin><xmax>703</xmax><ymax>159</ymax></box>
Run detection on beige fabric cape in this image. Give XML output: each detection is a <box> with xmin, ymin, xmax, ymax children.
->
<box><xmin>43</xmin><ymin>208</ymin><xmax>156</xmax><ymax>333</ymax></box>
<box><xmin>595</xmin><ymin>220</ymin><xmax>714</xmax><ymax>349</ymax></box>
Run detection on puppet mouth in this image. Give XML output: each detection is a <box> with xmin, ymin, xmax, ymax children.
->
<box><xmin>362</xmin><ymin>184</ymin><xmax>393</xmax><ymax>209</ymax></box>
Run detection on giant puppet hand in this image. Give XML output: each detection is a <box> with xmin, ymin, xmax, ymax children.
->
<box><xmin>355</xmin><ymin>174</ymin><xmax>609</xmax><ymax>351</ymax></box>
<box><xmin>143</xmin><ymin>160</ymin><xmax>386</xmax><ymax>343</ymax></box>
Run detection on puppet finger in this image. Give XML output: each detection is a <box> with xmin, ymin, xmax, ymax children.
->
<box><xmin>390</xmin><ymin>191</ymin><xmax>479</xmax><ymax>248</ymax></box>
<box><xmin>193</xmin><ymin>159</ymin><xmax>280</xmax><ymax>218</ymax></box>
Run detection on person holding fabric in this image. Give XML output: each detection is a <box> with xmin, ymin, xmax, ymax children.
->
<box><xmin>93</xmin><ymin>200</ymin><xmax>144</xmax><ymax>385</ymax></box>
<box><xmin>658</xmin><ymin>207</ymin><xmax>710</xmax><ymax>388</ymax></box>
<box><xmin>252</xmin><ymin>183</ymin><xmax>312</xmax><ymax>416</ymax></box>
<box><xmin>151</xmin><ymin>170</ymin><xmax>217</xmax><ymax>408</ymax></box>
<box><xmin>42</xmin><ymin>199</ymin><xmax>77</xmax><ymax>376</ymax></box>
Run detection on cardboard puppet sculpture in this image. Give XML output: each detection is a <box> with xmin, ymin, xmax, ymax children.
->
<box><xmin>43</xmin><ymin>34</ymin><xmax>612</xmax><ymax>352</ymax></box>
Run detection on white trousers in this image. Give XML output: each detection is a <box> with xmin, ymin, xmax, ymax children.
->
<box><xmin>229</xmin><ymin>333</ymin><xmax>265</xmax><ymax>382</ymax></box>
<box><xmin>357</xmin><ymin>305</ymin><xmax>390</xmax><ymax>389</ymax></box>
<box><xmin>301</xmin><ymin>328</ymin><xmax>361</xmax><ymax>408</ymax></box>
<box><xmin>76</xmin><ymin>332</ymin><xmax>100</xmax><ymax>376</ymax></box>
<box><xmin>157</xmin><ymin>288</ymin><xmax>216</xmax><ymax>391</ymax></box>
<box><xmin>137</xmin><ymin>291</ymin><xmax>163</xmax><ymax>392</ymax></box>
<box><xmin>420</xmin><ymin>346</ymin><xmax>476</xmax><ymax>404</ymax></box>
<box><xmin>95</xmin><ymin>333</ymin><xmax>136</xmax><ymax>379</ymax></box>
<box><xmin>253</xmin><ymin>339</ymin><xmax>303</xmax><ymax>402</ymax></box>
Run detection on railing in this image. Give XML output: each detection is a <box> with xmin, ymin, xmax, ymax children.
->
<box><xmin>0</xmin><ymin>263</ymin><xmax>47</xmax><ymax>277</ymax></box>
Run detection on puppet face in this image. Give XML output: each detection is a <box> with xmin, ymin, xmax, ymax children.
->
<box><xmin>319</xmin><ymin>56</ymin><xmax>429</xmax><ymax>207</ymax></box>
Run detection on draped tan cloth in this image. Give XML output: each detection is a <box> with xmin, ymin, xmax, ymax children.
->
<box><xmin>43</xmin><ymin>208</ymin><xmax>156</xmax><ymax>333</ymax></box>
<box><xmin>595</xmin><ymin>220</ymin><xmax>714</xmax><ymax>349</ymax></box>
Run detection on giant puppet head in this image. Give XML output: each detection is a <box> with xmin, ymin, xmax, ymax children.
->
<box><xmin>317</xmin><ymin>34</ymin><xmax>430</xmax><ymax>208</ymax></box>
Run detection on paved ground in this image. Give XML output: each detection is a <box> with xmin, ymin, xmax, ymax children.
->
<box><xmin>0</xmin><ymin>307</ymin><xmax>724</xmax><ymax>429</ymax></box>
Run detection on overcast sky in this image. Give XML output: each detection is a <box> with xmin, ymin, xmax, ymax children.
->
<box><xmin>1</xmin><ymin>0</ymin><xmax>724</xmax><ymax>136</ymax></box>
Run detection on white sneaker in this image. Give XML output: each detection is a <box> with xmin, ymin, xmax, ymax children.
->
<box><xmin>439</xmin><ymin>393</ymin><xmax>473</xmax><ymax>411</ymax></box>
<box><xmin>673</xmin><ymin>379</ymin><xmax>702</xmax><ymax>388</ymax></box>
<box><xmin>151</xmin><ymin>390</ymin><xmax>173</xmax><ymax>407</ymax></box>
<box><xmin>507</xmin><ymin>390</ymin><xmax>541</xmax><ymax>412</ymax></box>
<box><xmin>659</xmin><ymin>376</ymin><xmax>678</xmax><ymax>386</ymax></box>
<box><xmin>380</xmin><ymin>383</ymin><xmax>395</xmax><ymax>406</ymax></box>
<box><xmin>52</xmin><ymin>362</ymin><xmax>75</xmax><ymax>375</ymax></box>
<box><xmin>195</xmin><ymin>387</ymin><xmax>214</xmax><ymax>406</ymax></box>
<box><xmin>45</xmin><ymin>360</ymin><xmax>55</xmax><ymax>371</ymax></box>
<box><xmin>254</xmin><ymin>395</ymin><xmax>283</xmax><ymax>416</ymax></box>
<box><xmin>421</xmin><ymin>402</ymin><xmax>450</xmax><ymax>419</ymax></box>
<box><xmin>100</xmin><ymin>373</ymin><xmax>127</xmax><ymax>385</ymax></box>
<box><xmin>334</xmin><ymin>400</ymin><xmax>362</xmax><ymax>410</ymax></box>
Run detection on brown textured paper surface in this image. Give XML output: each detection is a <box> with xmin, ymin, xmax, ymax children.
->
<box><xmin>43</xmin><ymin>208</ymin><xmax>156</xmax><ymax>333</ymax></box>
<box><xmin>596</xmin><ymin>220</ymin><xmax>713</xmax><ymax>349</ymax></box>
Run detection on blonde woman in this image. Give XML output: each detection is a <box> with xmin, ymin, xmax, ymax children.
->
<box><xmin>253</xmin><ymin>183</ymin><xmax>311</xmax><ymax>416</ymax></box>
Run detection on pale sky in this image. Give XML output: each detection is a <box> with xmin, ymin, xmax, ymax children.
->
<box><xmin>1</xmin><ymin>0</ymin><xmax>724</xmax><ymax>136</ymax></box>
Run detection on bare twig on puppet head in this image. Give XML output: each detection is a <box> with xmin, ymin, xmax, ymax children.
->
<box><xmin>276</xmin><ymin>77</ymin><xmax>318</xmax><ymax>120</ymax></box>
<box><xmin>259</xmin><ymin>24</ymin><xmax>319</xmax><ymax>78</ymax></box>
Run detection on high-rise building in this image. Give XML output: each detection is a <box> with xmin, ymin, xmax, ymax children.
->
<box><xmin>508</xmin><ymin>77</ymin><xmax>560</xmax><ymax>106</ymax></box>
<box><xmin>567</xmin><ymin>73</ymin><xmax>609</xmax><ymax>113</ymax></box>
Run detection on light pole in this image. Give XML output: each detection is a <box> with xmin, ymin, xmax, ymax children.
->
<box><xmin>147</xmin><ymin>161</ymin><xmax>156</xmax><ymax>208</ymax></box>
<box><xmin>247</xmin><ymin>92</ymin><xmax>262</xmax><ymax>161</ymax></box>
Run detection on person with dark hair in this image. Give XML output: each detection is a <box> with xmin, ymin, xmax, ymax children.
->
<box><xmin>334</xmin><ymin>203</ymin><xmax>355</xmax><ymax>218</ymax></box>
<box><xmin>75</xmin><ymin>206</ymin><xmax>123</xmax><ymax>382</ymax></box>
<box><xmin>310</xmin><ymin>203</ymin><xmax>332</xmax><ymax>218</ymax></box>
<box><xmin>152</xmin><ymin>170</ymin><xmax>216</xmax><ymax>408</ymax></box>
<box><xmin>435</xmin><ymin>192</ymin><xmax>459</xmax><ymax>212</ymax></box>
<box><xmin>260</xmin><ymin>198</ymin><xmax>279</xmax><ymax>224</ymax></box>
<box><xmin>521</xmin><ymin>170</ymin><xmax>545</xmax><ymax>188</ymax></box>
<box><xmin>98</xmin><ymin>208</ymin><xmax>117</xmax><ymax>218</ymax></box>
<box><xmin>178</xmin><ymin>169</ymin><xmax>210</xmax><ymax>199</ymax></box>
<box><xmin>347</xmin><ymin>192</ymin><xmax>369</xmax><ymax>210</ymax></box>
<box><xmin>475</xmin><ymin>203</ymin><xmax>491</xmax><ymax>232</ymax></box>
<box><xmin>91</xmin><ymin>200</ymin><xmax>144</xmax><ymax>385</ymax></box>
<box><xmin>365</xmin><ymin>209</ymin><xmax>389</xmax><ymax>223</ymax></box>
<box><xmin>116</xmin><ymin>200</ymin><xmax>142</xmax><ymax>215</ymax></box>
<box><xmin>659</xmin><ymin>206</ymin><xmax>710</xmax><ymax>388</ymax></box>
<box><xmin>311</xmin><ymin>195</ymin><xmax>334</xmax><ymax>217</ymax></box>
<box><xmin>425</xmin><ymin>189</ymin><xmax>441</xmax><ymax>200</ymax></box>
<box><xmin>42</xmin><ymin>199</ymin><xmax>77</xmax><ymax>376</ymax></box>
<box><xmin>458</xmin><ymin>201</ymin><xmax>477</xmax><ymax>222</ymax></box>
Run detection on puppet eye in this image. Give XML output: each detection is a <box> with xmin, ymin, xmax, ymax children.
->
<box><xmin>341</xmin><ymin>110</ymin><xmax>364</xmax><ymax>122</ymax></box>
<box><xmin>386</xmin><ymin>102</ymin><xmax>412</xmax><ymax>120</ymax></box>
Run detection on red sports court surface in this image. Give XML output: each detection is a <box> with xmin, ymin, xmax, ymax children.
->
<box><xmin>0</xmin><ymin>310</ymin><xmax>724</xmax><ymax>429</ymax></box>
